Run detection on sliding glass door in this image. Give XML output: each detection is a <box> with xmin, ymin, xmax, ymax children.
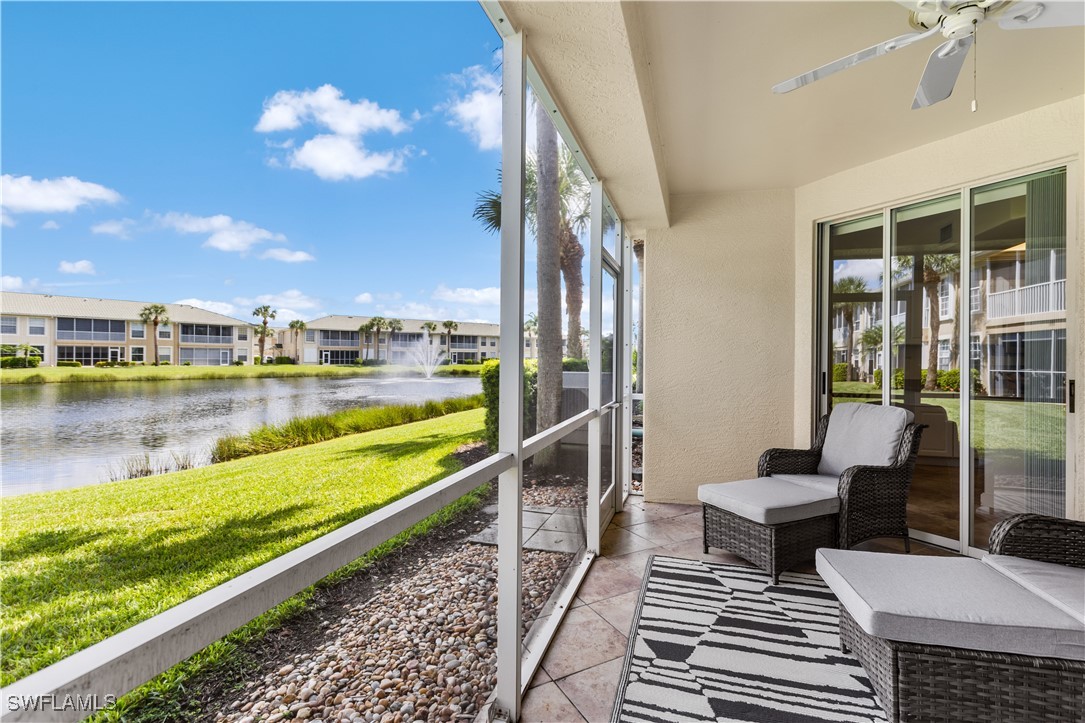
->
<box><xmin>819</xmin><ymin>168</ymin><xmax>1074</xmax><ymax>553</ymax></box>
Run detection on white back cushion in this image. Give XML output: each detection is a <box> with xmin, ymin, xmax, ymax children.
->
<box><xmin>817</xmin><ymin>403</ymin><xmax>914</xmax><ymax>477</ymax></box>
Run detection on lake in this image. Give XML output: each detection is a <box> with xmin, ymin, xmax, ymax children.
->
<box><xmin>0</xmin><ymin>376</ymin><xmax>482</xmax><ymax>496</ymax></box>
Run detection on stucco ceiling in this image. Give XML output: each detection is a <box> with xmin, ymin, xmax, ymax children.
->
<box><xmin>500</xmin><ymin>1</ymin><xmax>1084</xmax><ymax>232</ymax></box>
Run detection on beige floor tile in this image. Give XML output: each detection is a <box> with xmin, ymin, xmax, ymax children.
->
<box><xmin>556</xmin><ymin>657</ymin><xmax>626</xmax><ymax>722</ymax></box>
<box><xmin>623</xmin><ymin>515</ymin><xmax>702</xmax><ymax>544</ymax></box>
<box><xmin>637</xmin><ymin>502</ymin><xmax>700</xmax><ymax>520</ymax></box>
<box><xmin>541</xmin><ymin>606</ymin><xmax>628</xmax><ymax>680</ymax></box>
<box><xmin>589</xmin><ymin>589</ymin><xmax>641</xmax><ymax>636</ymax></box>
<box><xmin>529</xmin><ymin>666</ymin><xmax>551</xmax><ymax>688</ymax></box>
<box><xmin>520</xmin><ymin>681</ymin><xmax>586</xmax><ymax>723</ymax></box>
<box><xmin>605</xmin><ymin>547</ymin><xmax>658</xmax><ymax>578</ymax></box>
<box><xmin>576</xmin><ymin>558</ymin><xmax>644</xmax><ymax>604</ymax></box>
<box><xmin>610</xmin><ymin>505</ymin><xmax>651</xmax><ymax>528</ymax></box>
<box><xmin>599</xmin><ymin>526</ymin><xmax>659</xmax><ymax>557</ymax></box>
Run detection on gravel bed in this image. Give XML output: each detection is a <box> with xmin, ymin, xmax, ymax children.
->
<box><xmin>213</xmin><ymin>544</ymin><xmax>570</xmax><ymax>723</ymax></box>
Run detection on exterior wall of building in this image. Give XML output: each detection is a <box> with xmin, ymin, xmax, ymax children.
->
<box><xmin>794</xmin><ymin>95</ymin><xmax>1084</xmax><ymax>520</ymax></box>
<box><xmin>642</xmin><ymin>189</ymin><xmax>796</xmax><ymax>503</ymax></box>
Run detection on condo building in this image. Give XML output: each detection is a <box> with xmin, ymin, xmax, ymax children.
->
<box><xmin>0</xmin><ymin>292</ymin><xmax>253</xmax><ymax>366</ymax></box>
<box><xmin>278</xmin><ymin>315</ymin><xmax>538</xmax><ymax>365</ymax></box>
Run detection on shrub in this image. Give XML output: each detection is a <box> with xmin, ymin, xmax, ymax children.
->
<box><xmin>57</xmin><ymin>360</ymin><xmax>82</xmax><ymax>368</ymax></box>
<box><xmin>160</xmin><ymin>361</ymin><xmax>171</xmax><ymax>365</ymax></box>
<box><xmin>832</xmin><ymin>363</ymin><xmax>848</xmax><ymax>382</ymax></box>
<box><xmin>892</xmin><ymin>368</ymin><xmax>905</xmax><ymax>389</ymax></box>
<box><xmin>95</xmin><ymin>361</ymin><xmax>109</xmax><ymax>368</ymax></box>
<box><xmin>562</xmin><ymin>358</ymin><xmax>588</xmax><ymax>372</ymax></box>
<box><xmin>873</xmin><ymin>368</ymin><xmax>883</xmax><ymax>388</ymax></box>
<box><xmin>273</xmin><ymin>356</ymin><xmax>295</xmax><ymax>365</ymax></box>
<box><xmin>233</xmin><ymin>360</ymin><xmax>244</xmax><ymax>366</ymax></box>
<box><xmin>361</xmin><ymin>359</ymin><xmax>388</xmax><ymax>367</ymax></box>
<box><xmin>182</xmin><ymin>361</ymin><xmax>192</xmax><ymax>366</ymax></box>
<box><xmin>480</xmin><ymin>359</ymin><xmax>538</xmax><ymax>451</ymax></box>
<box><xmin>1</xmin><ymin>356</ymin><xmax>41</xmax><ymax>369</ymax></box>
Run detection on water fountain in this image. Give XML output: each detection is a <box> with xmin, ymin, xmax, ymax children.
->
<box><xmin>408</xmin><ymin>340</ymin><xmax>447</xmax><ymax>379</ymax></box>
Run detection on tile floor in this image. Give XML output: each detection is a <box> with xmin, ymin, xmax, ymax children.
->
<box><xmin>519</xmin><ymin>497</ymin><xmax>948</xmax><ymax>722</ymax></box>
<box><xmin>471</xmin><ymin>505</ymin><xmax>586</xmax><ymax>554</ymax></box>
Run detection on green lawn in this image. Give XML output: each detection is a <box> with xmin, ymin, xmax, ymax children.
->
<box><xmin>831</xmin><ymin>383</ymin><xmax>1064</xmax><ymax>459</ymax></box>
<box><xmin>0</xmin><ymin>408</ymin><xmax>486</xmax><ymax>685</ymax></box>
<box><xmin>0</xmin><ymin>363</ymin><xmax>481</xmax><ymax>384</ymax></box>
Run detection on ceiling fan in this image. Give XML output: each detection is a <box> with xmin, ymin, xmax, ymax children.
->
<box><xmin>773</xmin><ymin>0</ymin><xmax>1085</xmax><ymax>109</ymax></box>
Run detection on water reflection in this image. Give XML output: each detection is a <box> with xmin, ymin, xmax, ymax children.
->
<box><xmin>1</xmin><ymin>376</ymin><xmax>481</xmax><ymax>495</ymax></box>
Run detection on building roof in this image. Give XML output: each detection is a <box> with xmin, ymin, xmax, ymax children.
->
<box><xmin>0</xmin><ymin>292</ymin><xmax>250</xmax><ymax>327</ymax></box>
<box><xmin>305</xmin><ymin>315</ymin><xmax>501</xmax><ymax>336</ymax></box>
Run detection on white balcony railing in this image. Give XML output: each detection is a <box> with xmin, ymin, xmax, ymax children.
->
<box><xmin>987</xmin><ymin>279</ymin><xmax>1066</xmax><ymax>320</ymax></box>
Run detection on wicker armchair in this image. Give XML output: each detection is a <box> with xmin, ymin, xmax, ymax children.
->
<box><xmin>837</xmin><ymin>514</ymin><xmax>1085</xmax><ymax>722</ymax></box>
<box><xmin>757</xmin><ymin>414</ymin><xmax>926</xmax><ymax>549</ymax></box>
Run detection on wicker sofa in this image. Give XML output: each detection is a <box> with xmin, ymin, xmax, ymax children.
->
<box><xmin>699</xmin><ymin>403</ymin><xmax>925</xmax><ymax>582</ymax></box>
<box><xmin>818</xmin><ymin>514</ymin><xmax>1085</xmax><ymax>722</ymax></box>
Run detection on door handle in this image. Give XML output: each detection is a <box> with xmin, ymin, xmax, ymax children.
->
<box><xmin>1069</xmin><ymin>379</ymin><xmax>1076</xmax><ymax>414</ymax></box>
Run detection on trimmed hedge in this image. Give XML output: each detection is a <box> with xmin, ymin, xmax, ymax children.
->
<box><xmin>873</xmin><ymin>368</ymin><xmax>883</xmax><ymax>388</ymax></box>
<box><xmin>891</xmin><ymin>367</ymin><xmax>984</xmax><ymax>393</ymax></box>
<box><xmin>562</xmin><ymin>358</ymin><xmax>588</xmax><ymax>372</ymax></box>
<box><xmin>0</xmin><ymin>356</ymin><xmax>40</xmax><ymax>369</ymax></box>
<box><xmin>832</xmin><ymin>362</ymin><xmax>848</xmax><ymax>382</ymax></box>
<box><xmin>273</xmin><ymin>356</ymin><xmax>296</xmax><ymax>365</ymax></box>
<box><xmin>480</xmin><ymin>359</ymin><xmax>538</xmax><ymax>451</ymax></box>
<box><xmin>57</xmin><ymin>360</ymin><xmax>82</xmax><ymax>368</ymax></box>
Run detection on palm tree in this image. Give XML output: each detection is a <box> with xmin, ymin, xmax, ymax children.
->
<box><xmin>442</xmin><ymin>320</ymin><xmax>458</xmax><ymax>363</ymax></box>
<box><xmin>421</xmin><ymin>320</ymin><xmax>438</xmax><ymax>337</ymax></box>
<box><xmin>523</xmin><ymin>312</ymin><xmax>538</xmax><ymax>335</ymax></box>
<box><xmin>632</xmin><ymin>238</ymin><xmax>645</xmax><ymax>393</ymax></box>
<box><xmin>288</xmin><ymin>319</ymin><xmax>307</xmax><ymax>363</ymax></box>
<box><xmin>252</xmin><ymin>305</ymin><xmax>277</xmax><ymax>363</ymax></box>
<box><xmin>358</xmin><ymin>321</ymin><xmax>375</xmax><ymax>361</ymax></box>
<box><xmin>139</xmin><ymin>303</ymin><xmax>170</xmax><ymax>366</ymax></box>
<box><xmin>474</xmin><ymin>146</ymin><xmax>590</xmax><ymax>359</ymax></box>
<box><xmin>832</xmin><ymin>277</ymin><xmax>867</xmax><ymax>381</ymax></box>
<box><xmin>385</xmin><ymin>318</ymin><xmax>403</xmax><ymax>364</ymax></box>
<box><xmin>369</xmin><ymin>316</ymin><xmax>386</xmax><ymax>363</ymax></box>
<box><xmin>921</xmin><ymin>254</ymin><xmax>960</xmax><ymax>390</ymax></box>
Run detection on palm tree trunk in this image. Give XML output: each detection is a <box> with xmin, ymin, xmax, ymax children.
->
<box><xmin>843</xmin><ymin>308</ymin><xmax>855</xmax><ymax>381</ymax></box>
<box><xmin>560</xmin><ymin>222</ymin><xmax>585</xmax><ymax>359</ymax></box>
<box><xmin>152</xmin><ymin>321</ymin><xmax>159</xmax><ymax>365</ymax></box>
<box><xmin>534</xmin><ymin>107</ymin><xmax>563</xmax><ymax>470</ymax></box>
<box><xmin>632</xmin><ymin>239</ymin><xmax>645</xmax><ymax>393</ymax></box>
<box><xmin>924</xmin><ymin>281</ymin><xmax>941</xmax><ymax>391</ymax></box>
<box><xmin>949</xmin><ymin>285</ymin><xmax>961</xmax><ymax>370</ymax></box>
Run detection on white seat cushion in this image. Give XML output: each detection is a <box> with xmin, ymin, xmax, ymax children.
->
<box><xmin>771</xmin><ymin>474</ymin><xmax>840</xmax><ymax>494</ymax></box>
<box><xmin>817</xmin><ymin>549</ymin><xmax>1085</xmax><ymax>661</ymax></box>
<box><xmin>983</xmin><ymin>554</ymin><xmax>1085</xmax><ymax>623</ymax></box>
<box><xmin>818</xmin><ymin>403</ymin><xmax>914</xmax><ymax>477</ymax></box>
<box><xmin>698</xmin><ymin>477</ymin><xmax>839</xmax><ymax>525</ymax></box>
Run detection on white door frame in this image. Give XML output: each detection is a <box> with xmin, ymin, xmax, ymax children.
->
<box><xmin>321</xmin><ymin>350</ymin><xmax>331</xmax><ymax>365</ymax></box>
<box><xmin>220</xmin><ymin>349</ymin><xmax>231</xmax><ymax>366</ymax></box>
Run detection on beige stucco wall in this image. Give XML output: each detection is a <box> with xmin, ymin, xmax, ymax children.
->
<box><xmin>793</xmin><ymin>95</ymin><xmax>1085</xmax><ymax>521</ymax></box>
<box><xmin>643</xmin><ymin>189</ymin><xmax>796</xmax><ymax>503</ymax></box>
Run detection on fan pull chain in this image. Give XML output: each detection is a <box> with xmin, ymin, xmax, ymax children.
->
<box><xmin>972</xmin><ymin>20</ymin><xmax>978</xmax><ymax>113</ymax></box>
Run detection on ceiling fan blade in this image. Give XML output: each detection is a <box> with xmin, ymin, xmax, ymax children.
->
<box><xmin>773</xmin><ymin>25</ymin><xmax>941</xmax><ymax>94</ymax></box>
<box><xmin>999</xmin><ymin>1</ymin><xmax>1085</xmax><ymax>29</ymax></box>
<box><xmin>912</xmin><ymin>36</ymin><xmax>974</xmax><ymax>109</ymax></box>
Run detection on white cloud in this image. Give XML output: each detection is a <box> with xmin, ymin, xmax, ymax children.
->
<box><xmin>256</xmin><ymin>84</ymin><xmax>412</xmax><ymax>182</ymax></box>
<box><xmin>377</xmin><ymin>301</ymin><xmax>445</xmax><ymax>319</ymax></box>
<box><xmin>1</xmin><ymin>212</ymin><xmax>14</xmax><ymax>227</ymax></box>
<box><xmin>354</xmin><ymin>292</ymin><xmax>374</xmax><ymax>304</ymax></box>
<box><xmin>58</xmin><ymin>259</ymin><xmax>96</xmax><ymax>275</ymax></box>
<box><xmin>235</xmin><ymin>289</ymin><xmax>322</xmax><ymax>312</ymax></box>
<box><xmin>1</xmin><ymin>174</ymin><xmax>121</xmax><ymax>216</ymax></box>
<box><xmin>175</xmin><ymin>298</ymin><xmax>239</xmax><ymax>317</ymax></box>
<box><xmin>2</xmin><ymin>275</ymin><xmax>39</xmax><ymax>291</ymax></box>
<box><xmin>377</xmin><ymin>291</ymin><xmax>403</xmax><ymax>301</ymax></box>
<box><xmin>256</xmin><ymin>84</ymin><xmax>409</xmax><ymax>136</ymax></box>
<box><xmin>290</xmin><ymin>134</ymin><xmax>404</xmax><ymax>181</ymax></box>
<box><xmin>433</xmin><ymin>284</ymin><xmax>500</xmax><ymax>306</ymax></box>
<box><xmin>91</xmin><ymin>218</ymin><xmax>137</xmax><ymax>239</ymax></box>
<box><xmin>41</xmin><ymin>220</ymin><xmax>60</xmax><ymax>230</ymax></box>
<box><xmin>833</xmin><ymin>259</ymin><xmax>884</xmax><ymax>289</ymax></box>
<box><xmin>260</xmin><ymin>248</ymin><xmax>314</xmax><ymax>263</ymax></box>
<box><xmin>158</xmin><ymin>212</ymin><xmax>286</xmax><ymax>253</ymax></box>
<box><xmin>443</xmin><ymin>66</ymin><xmax>501</xmax><ymax>151</ymax></box>
<box><xmin>270</xmin><ymin>308</ymin><xmax>308</xmax><ymax>322</ymax></box>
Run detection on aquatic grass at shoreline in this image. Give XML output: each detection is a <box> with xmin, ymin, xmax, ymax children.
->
<box><xmin>210</xmin><ymin>394</ymin><xmax>485</xmax><ymax>462</ymax></box>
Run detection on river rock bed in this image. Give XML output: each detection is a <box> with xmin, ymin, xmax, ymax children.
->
<box><xmin>213</xmin><ymin>544</ymin><xmax>570</xmax><ymax>723</ymax></box>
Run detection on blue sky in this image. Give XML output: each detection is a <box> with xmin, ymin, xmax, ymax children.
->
<box><xmin>1</xmin><ymin>1</ymin><xmax>511</xmax><ymax>323</ymax></box>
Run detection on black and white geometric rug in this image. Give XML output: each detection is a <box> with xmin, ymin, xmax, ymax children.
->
<box><xmin>612</xmin><ymin>556</ymin><xmax>887</xmax><ymax>723</ymax></box>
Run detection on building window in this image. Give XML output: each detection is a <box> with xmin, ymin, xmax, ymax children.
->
<box><xmin>1</xmin><ymin>316</ymin><xmax>17</xmax><ymax>334</ymax></box>
<box><xmin>180</xmin><ymin>324</ymin><xmax>233</xmax><ymax>344</ymax></box>
<box><xmin>319</xmin><ymin>330</ymin><xmax>359</xmax><ymax>347</ymax></box>
<box><xmin>28</xmin><ymin>318</ymin><xmax>45</xmax><ymax>335</ymax></box>
<box><xmin>237</xmin><ymin>327</ymin><xmax>248</xmax><ymax>341</ymax></box>
<box><xmin>305</xmin><ymin>329</ymin><xmax>315</xmax><ymax>343</ymax></box>
<box><xmin>324</xmin><ymin>349</ymin><xmax>359</xmax><ymax>364</ymax></box>
<box><xmin>938</xmin><ymin>339</ymin><xmax>951</xmax><ymax>369</ymax></box>
<box><xmin>180</xmin><ymin>347</ymin><xmax>233</xmax><ymax>365</ymax></box>
<box><xmin>938</xmin><ymin>281</ymin><xmax>952</xmax><ymax>318</ymax></box>
<box><xmin>970</xmin><ymin>335</ymin><xmax>982</xmax><ymax>362</ymax></box>
<box><xmin>158</xmin><ymin>326</ymin><xmax>172</xmax><ymax>339</ymax></box>
<box><xmin>57</xmin><ymin>346</ymin><xmax>120</xmax><ymax>366</ymax></box>
<box><xmin>56</xmin><ymin>317</ymin><xmax>126</xmax><ymax>341</ymax></box>
<box><xmin>236</xmin><ymin>347</ymin><xmax>248</xmax><ymax>363</ymax></box>
<box><xmin>131</xmin><ymin>322</ymin><xmax>145</xmax><ymax>339</ymax></box>
<box><xmin>490</xmin><ymin>339</ymin><xmax>496</xmax><ymax>346</ymax></box>
<box><xmin>158</xmin><ymin>348</ymin><xmax>172</xmax><ymax>363</ymax></box>
<box><xmin>131</xmin><ymin>346</ymin><xmax>145</xmax><ymax>363</ymax></box>
<box><xmin>525</xmin><ymin>338</ymin><xmax>532</xmax><ymax>347</ymax></box>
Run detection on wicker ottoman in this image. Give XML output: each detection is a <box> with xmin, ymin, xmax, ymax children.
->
<box><xmin>699</xmin><ymin>477</ymin><xmax>839</xmax><ymax>583</ymax></box>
